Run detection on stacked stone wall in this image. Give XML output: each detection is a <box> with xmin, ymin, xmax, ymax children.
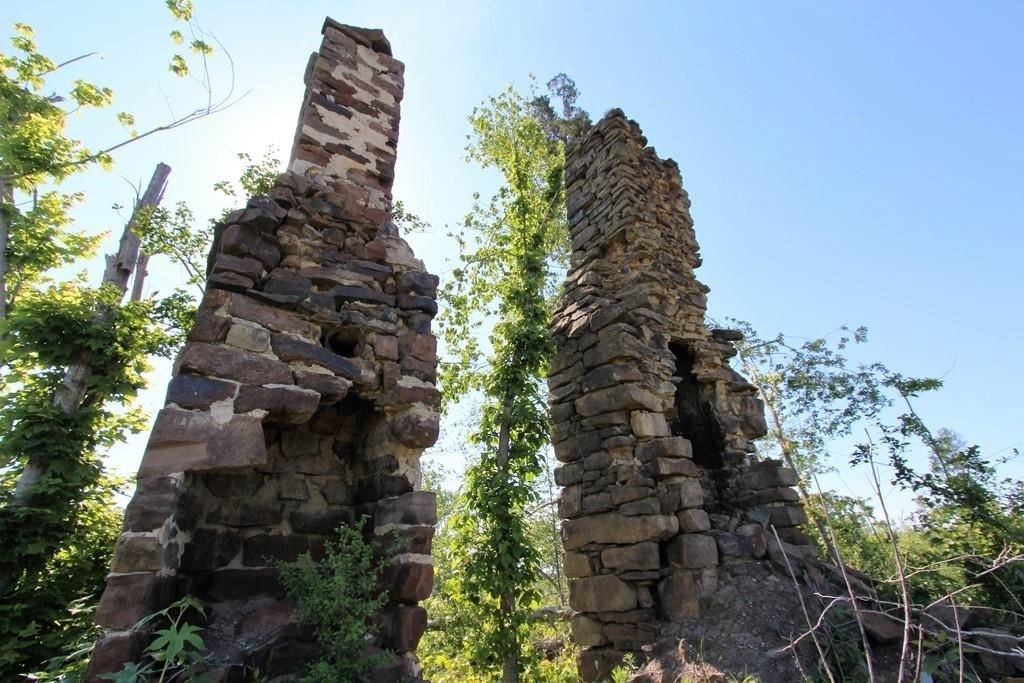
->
<box><xmin>549</xmin><ymin>110</ymin><xmax>814</xmax><ymax>680</ymax></box>
<box><xmin>87</xmin><ymin>20</ymin><xmax>437</xmax><ymax>682</ymax></box>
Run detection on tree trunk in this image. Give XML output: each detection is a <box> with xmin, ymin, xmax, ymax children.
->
<box><xmin>9</xmin><ymin>163</ymin><xmax>170</xmax><ymax>509</ymax></box>
<box><xmin>103</xmin><ymin>162</ymin><xmax>170</xmax><ymax>297</ymax></box>
<box><xmin>496</xmin><ymin>393</ymin><xmax>520</xmax><ymax>683</ymax></box>
<box><xmin>0</xmin><ymin>175</ymin><xmax>11</xmax><ymax>322</ymax></box>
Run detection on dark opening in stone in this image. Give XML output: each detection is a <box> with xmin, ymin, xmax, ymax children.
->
<box><xmin>323</xmin><ymin>326</ymin><xmax>362</xmax><ymax>357</ymax></box>
<box><xmin>669</xmin><ymin>342</ymin><xmax>724</xmax><ymax>469</ymax></box>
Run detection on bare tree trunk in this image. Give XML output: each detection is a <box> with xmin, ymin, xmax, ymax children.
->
<box><xmin>103</xmin><ymin>163</ymin><xmax>170</xmax><ymax>297</ymax></box>
<box><xmin>9</xmin><ymin>163</ymin><xmax>170</xmax><ymax>508</ymax></box>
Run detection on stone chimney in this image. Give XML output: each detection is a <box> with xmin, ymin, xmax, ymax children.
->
<box><xmin>549</xmin><ymin>110</ymin><xmax>811</xmax><ymax>680</ymax></box>
<box><xmin>87</xmin><ymin>20</ymin><xmax>438</xmax><ymax>682</ymax></box>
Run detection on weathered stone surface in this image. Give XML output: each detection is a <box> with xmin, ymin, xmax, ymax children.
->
<box><xmin>658</xmin><ymin>571</ymin><xmax>700</xmax><ymax>621</ymax></box>
<box><xmin>179</xmin><ymin>342</ymin><xmax>293</xmax><ymax>385</ymax></box>
<box><xmin>294</xmin><ymin>369</ymin><xmax>352</xmax><ymax>402</ymax></box>
<box><xmin>571</xmin><ymin>614</ymin><xmax>608</xmax><ymax>647</ymax></box>
<box><xmin>384</xmin><ymin>560</ymin><xmax>433</xmax><ymax>603</ymax></box>
<box><xmin>380</xmin><ymin>605</ymin><xmax>428</xmax><ymax>652</ymax></box>
<box><xmin>271</xmin><ymin>333</ymin><xmax>364</xmax><ymax>380</ymax></box>
<box><xmin>95</xmin><ymin>573</ymin><xmax>172</xmax><ymax>629</ymax></box>
<box><xmin>562</xmin><ymin>513</ymin><xmax>679</xmax><ymax>550</ymax></box>
<box><xmin>666</xmin><ymin>534</ymin><xmax>719</xmax><ymax>569</ymax></box>
<box><xmin>123</xmin><ymin>476</ymin><xmax>180</xmax><ymax>531</ymax></box>
<box><xmin>575</xmin><ymin>384</ymin><xmax>663</xmax><ymax>418</ymax></box>
<box><xmin>376</xmin><ymin>491</ymin><xmax>437</xmax><ymax>527</ymax></box>
<box><xmin>166</xmin><ymin>374</ymin><xmax>237</xmax><ymax>409</ymax></box>
<box><xmin>390</xmin><ymin>404</ymin><xmax>439</xmax><ymax>447</ymax></box>
<box><xmin>235</xmin><ymin>384</ymin><xmax>321</xmax><ymax>424</ymax></box>
<box><xmin>601</xmin><ymin>542</ymin><xmax>660</xmax><ymax>571</ymax></box>
<box><xmin>110</xmin><ymin>535</ymin><xmax>167</xmax><ymax>573</ymax></box>
<box><xmin>570</xmin><ymin>574</ymin><xmax>637</xmax><ymax>612</ymax></box>
<box><xmin>564</xmin><ymin>551</ymin><xmax>592</xmax><ymax>578</ymax></box>
<box><xmin>181</xmin><ymin>528</ymin><xmax>242</xmax><ymax>571</ymax></box>
<box><xmin>140</xmin><ymin>411</ymin><xmax>268</xmax><ymax>476</ymax></box>
<box><xmin>225</xmin><ymin>322</ymin><xmax>271</xmax><ymax>352</ymax></box>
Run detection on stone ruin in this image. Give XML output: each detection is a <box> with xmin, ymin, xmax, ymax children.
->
<box><xmin>548</xmin><ymin>111</ymin><xmax>815</xmax><ymax>680</ymax></box>
<box><xmin>87</xmin><ymin>20</ymin><xmax>438</xmax><ymax>682</ymax></box>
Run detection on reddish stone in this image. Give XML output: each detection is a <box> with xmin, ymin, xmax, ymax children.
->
<box><xmin>110</xmin><ymin>535</ymin><xmax>169</xmax><ymax>573</ymax></box>
<box><xmin>95</xmin><ymin>573</ymin><xmax>172</xmax><ymax>629</ymax></box>
<box><xmin>165</xmin><ymin>374</ymin><xmax>237</xmax><ymax>409</ymax></box>
<box><xmin>187</xmin><ymin>312</ymin><xmax>231</xmax><ymax>343</ymax></box>
<box><xmin>84</xmin><ymin>632</ymin><xmax>140</xmax><ymax>682</ymax></box>
<box><xmin>219</xmin><ymin>224</ymin><xmax>281</xmax><ymax>268</ymax></box>
<box><xmin>211</xmin><ymin>253</ymin><xmax>264</xmax><ymax>278</ymax></box>
<box><xmin>378</xmin><ymin>605</ymin><xmax>427</xmax><ymax>651</ymax></box>
<box><xmin>123</xmin><ymin>476</ymin><xmax>180</xmax><ymax>531</ymax></box>
<box><xmin>229</xmin><ymin>293</ymin><xmax>320</xmax><ymax>339</ymax></box>
<box><xmin>383</xmin><ymin>560</ymin><xmax>433</xmax><ymax>603</ymax></box>
<box><xmin>140</xmin><ymin>412</ymin><xmax>267</xmax><ymax>476</ymax></box>
<box><xmin>395</xmin><ymin>271</ymin><xmax>438</xmax><ymax>296</ymax></box>
<box><xmin>178</xmin><ymin>342</ymin><xmax>293</xmax><ymax>385</ymax></box>
<box><xmin>235</xmin><ymin>384</ymin><xmax>320</xmax><ymax>424</ymax></box>
<box><xmin>271</xmin><ymin>333</ymin><xmax>363</xmax><ymax>380</ymax></box>
<box><xmin>294</xmin><ymin>369</ymin><xmax>352</xmax><ymax>402</ymax></box>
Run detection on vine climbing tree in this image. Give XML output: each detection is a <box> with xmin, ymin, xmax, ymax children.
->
<box><xmin>437</xmin><ymin>78</ymin><xmax>588</xmax><ymax>682</ymax></box>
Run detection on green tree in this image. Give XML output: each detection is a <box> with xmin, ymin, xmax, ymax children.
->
<box><xmin>0</xmin><ymin>8</ymin><xmax>235</xmax><ymax>676</ymax></box>
<box><xmin>437</xmin><ymin>78</ymin><xmax>587</xmax><ymax>682</ymax></box>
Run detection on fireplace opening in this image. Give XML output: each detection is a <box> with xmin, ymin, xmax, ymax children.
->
<box><xmin>668</xmin><ymin>342</ymin><xmax>724</xmax><ymax>469</ymax></box>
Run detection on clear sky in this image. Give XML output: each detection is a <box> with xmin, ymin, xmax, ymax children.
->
<box><xmin>5</xmin><ymin>1</ymin><xmax>1023</xmax><ymax>509</ymax></box>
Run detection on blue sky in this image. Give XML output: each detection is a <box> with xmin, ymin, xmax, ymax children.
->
<box><xmin>6</xmin><ymin>1</ymin><xmax>1023</xmax><ymax>508</ymax></box>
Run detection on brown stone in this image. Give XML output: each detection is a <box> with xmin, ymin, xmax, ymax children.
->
<box><xmin>389</xmin><ymin>404</ymin><xmax>439</xmax><ymax>447</ymax></box>
<box><xmin>95</xmin><ymin>573</ymin><xmax>172</xmax><ymax>629</ymax></box>
<box><xmin>85</xmin><ymin>633</ymin><xmax>141</xmax><ymax>681</ymax></box>
<box><xmin>140</xmin><ymin>411</ymin><xmax>268</xmax><ymax>476</ymax></box>
<box><xmin>178</xmin><ymin>342</ymin><xmax>293</xmax><ymax>385</ymax></box>
<box><xmin>570</xmin><ymin>614</ymin><xmax>608</xmax><ymax>647</ymax></box>
<box><xmin>564</xmin><ymin>551</ymin><xmax>592</xmax><ymax>577</ymax></box>
<box><xmin>271</xmin><ymin>333</ymin><xmax>364</xmax><ymax>380</ymax></box>
<box><xmin>188</xmin><ymin>312</ymin><xmax>231</xmax><ymax>343</ymax></box>
<box><xmin>677</xmin><ymin>508</ymin><xmax>711</xmax><ymax>532</ymax></box>
<box><xmin>229</xmin><ymin>293</ymin><xmax>320</xmax><ymax>340</ymax></box>
<box><xmin>110</xmin><ymin>535</ymin><xmax>168</xmax><ymax>573</ymax></box>
<box><xmin>569</xmin><ymin>574</ymin><xmax>637</xmax><ymax>612</ymax></box>
<box><xmin>235</xmin><ymin>384</ymin><xmax>321</xmax><ymax>424</ymax></box>
<box><xmin>658</xmin><ymin>571</ymin><xmax>700</xmax><ymax>621</ymax></box>
<box><xmin>207</xmin><ymin>497</ymin><xmax>283</xmax><ymax>527</ymax></box>
<box><xmin>379</xmin><ymin>605</ymin><xmax>428</xmax><ymax>651</ymax></box>
<box><xmin>294</xmin><ymin>369</ymin><xmax>352</xmax><ymax>403</ymax></box>
<box><xmin>181</xmin><ymin>528</ymin><xmax>242</xmax><ymax>571</ymax></box>
<box><xmin>375</xmin><ymin>491</ymin><xmax>437</xmax><ymax>527</ymax></box>
<box><xmin>562</xmin><ymin>512</ymin><xmax>678</xmax><ymax>551</ymax></box>
<box><xmin>578</xmin><ymin>648</ymin><xmax>626</xmax><ymax>683</ymax></box>
<box><xmin>601</xmin><ymin>542</ymin><xmax>660</xmax><ymax>571</ymax></box>
<box><xmin>575</xmin><ymin>384</ymin><xmax>663</xmax><ymax>418</ymax></box>
<box><xmin>384</xmin><ymin>560</ymin><xmax>433</xmax><ymax>603</ymax></box>
<box><xmin>166</xmin><ymin>374</ymin><xmax>237</xmax><ymax>409</ymax></box>
<box><xmin>123</xmin><ymin>476</ymin><xmax>180</xmax><ymax>531</ymax></box>
<box><xmin>666</xmin><ymin>534</ymin><xmax>719</xmax><ymax>569</ymax></box>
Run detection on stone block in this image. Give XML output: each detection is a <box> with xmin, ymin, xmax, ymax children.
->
<box><xmin>575</xmin><ymin>384</ymin><xmax>663</xmax><ymax>418</ymax></box>
<box><xmin>581</xmin><ymin>364</ymin><xmax>643</xmax><ymax>392</ymax></box>
<box><xmin>656</xmin><ymin>457</ymin><xmax>698</xmax><ymax>477</ymax></box>
<box><xmin>601</xmin><ymin>542</ymin><xmax>659</xmax><ymax>571</ymax></box>
<box><xmin>95</xmin><ymin>573</ymin><xmax>172</xmax><ymax>629</ymax></box>
<box><xmin>229</xmin><ymin>293</ymin><xmax>320</xmax><ymax>340</ymax></box>
<box><xmin>234</xmin><ymin>384</ymin><xmax>320</xmax><ymax>424</ymax></box>
<box><xmin>140</xmin><ymin>411</ymin><xmax>268</xmax><ymax>476</ymax></box>
<box><xmin>658</xmin><ymin>571</ymin><xmax>700</xmax><ymax>621</ymax></box>
<box><xmin>207</xmin><ymin>497</ymin><xmax>283</xmax><ymax>528</ymax></box>
<box><xmin>739</xmin><ymin>462</ymin><xmax>799</xmax><ymax>490</ymax></box>
<box><xmin>383</xmin><ymin>559</ymin><xmax>433</xmax><ymax>603</ymax></box>
<box><xmin>375</xmin><ymin>491</ymin><xmax>437</xmax><ymax>527</ymax></box>
<box><xmin>619</xmin><ymin>497</ymin><xmax>662</xmax><ymax>516</ymax></box>
<box><xmin>564</xmin><ymin>551</ymin><xmax>592</xmax><ymax>578</ymax></box>
<box><xmin>635</xmin><ymin>436</ymin><xmax>692</xmax><ymax>461</ymax></box>
<box><xmin>294</xmin><ymin>369</ymin><xmax>352</xmax><ymax>403</ymax></box>
<box><xmin>769</xmin><ymin>505</ymin><xmax>808</xmax><ymax>527</ymax></box>
<box><xmin>578</xmin><ymin>648</ymin><xmax>626</xmax><ymax>683</ymax></box>
<box><xmin>666</xmin><ymin>534</ymin><xmax>719</xmax><ymax>569</ymax></box>
<box><xmin>390</xmin><ymin>404</ymin><xmax>439</xmax><ymax>447</ymax></box>
<box><xmin>203</xmin><ymin>471</ymin><xmax>263</xmax><ymax>497</ymax></box>
<box><xmin>289</xmin><ymin>506</ymin><xmax>353</xmax><ymax>534</ymax></box>
<box><xmin>219</xmin><ymin>224</ymin><xmax>281</xmax><ymax>268</ymax></box>
<box><xmin>554</xmin><ymin>462</ymin><xmax>584</xmax><ymax>486</ymax></box>
<box><xmin>379</xmin><ymin>605</ymin><xmax>428</xmax><ymax>652</ymax></box>
<box><xmin>677</xmin><ymin>508</ymin><xmax>711</xmax><ymax>532</ymax></box>
<box><xmin>123</xmin><ymin>476</ymin><xmax>180</xmax><ymax>531</ymax></box>
<box><xmin>225</xmin><ymin>322</ymin><xmax>271</xmax><ymax>353</ymax></box>
<box><xmin>279</xmin><ymin>473</ymin><xmax>309</xmax><ymax>500</ymax></box>
<box><xmin>178</xmin><ymin>342</ymin><xmax>293</xmax><ymax>385</ymax></box>
<box><xmin>281</xmin><ymin>430</ymin><xmax>320</xmax><ymax>458</ymax></box>
<box><xmin>569</xmin><ymin>574</ymin><xmax>637</xmax><ymax>612</ymax></box>
<box><xmin>181</xmin><ymin>528</ymin><xmax>242</xmax><ymax>571</ymax></box>
<box><xmin>562</xmin><ymin>512</ymin><xmax>678</xmax><ymax>551</ymax></box>
<box><xmin>166</xmin><ymin>374</ymin><xmax>237</xmax><ymax>409</ymax></box>
<box><xmin>630</xmin><ymin>411</ymin><xmax>669</xmax><ymax>438</ymax></box>
<box><xmin>271</xmin><ymin>334</ymin><xmax>363</xmax><ymax>380</ymax></box>
<box><xmin>604</xmin><ymin>622</ymin><xmax>658</xmax><ymax>649</ymax></box>
<box><xmin>242</xmin><ymin>533</ymin><xmax>316</xmax><ymax>565</ymax></box>
<box><xmin>570</xmin><ymin>614</ymin><xmax>608</xmax><ymax>647</ymax></box>
<box><xmin>85</xmin><ymin>632</ymin><xmax>141</xmax><ymax>681</ymax></box>
<box><xmin>110</xmin><ymin>535</ymin><xmax>170</xmax><ymax>573</ymax></box>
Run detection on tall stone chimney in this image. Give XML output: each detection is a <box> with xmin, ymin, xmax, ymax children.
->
<box><xmin>87</xmin><ymin>20</ymin><xmax>438</xmax><ymax>682</ymax></box>
<box><xmin>549</xmin><ymin>111</ymin><xmax>811</xmax><ymax>680</ymax></box>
